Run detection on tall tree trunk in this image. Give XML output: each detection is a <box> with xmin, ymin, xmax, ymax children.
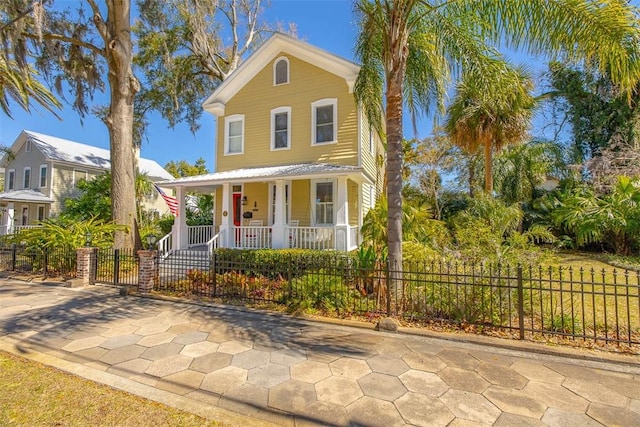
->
<box><xmin>104</xmin><ymin>0</ymin><xmax>139</xmax><ymax>250</ymax></box>
<box><xmin>484</xmin><ymin>141</ymin><xmax>493</xmax><ymax>194</ymax></box>
<box><xmin>385</xmin><ymin>4</ymin><xmax>410</xmax><ymax>313</ymax></box>
<box><xmin>469</xmin><ymin>159</ymin><xmax>476</xmax><ymax>197</ymax></box>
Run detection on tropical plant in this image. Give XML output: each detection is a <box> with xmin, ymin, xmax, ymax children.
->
<box><xmin>0</xmin><ymin>56</ymin><xmax>60</xmax><ymax>118</ymax></box>
<box><xmin>10</xmin><ymin>217</ymin><xmax>127</xmax><ymax>250</ymax></box>
<box><xmin>445</xmin><ymin>63</ymin><xmax>537</xmax><ymax>194</ymax></box>
<box><xmin>353</xmin><ymin>0</ymin><xmax>640</xmax><ymax>290</ymax></box>
<box><xmin>550</xmin><ymin>176</ymin><xmax>640</xmax><ymax>255</ymax></box>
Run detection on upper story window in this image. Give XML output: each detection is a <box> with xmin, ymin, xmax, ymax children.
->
<box><xmin>274</xmin><ymin>57</ymin><xmax>289</xmax><ymax>85</ymax></box>
<box><xmin>25</xmin><ymin>140</ymin><xmax>32</xmax><ymax>152</ymax></box>
<box><xmin>39</xmin><ymin>165</ymin><xmax>47</xmax><ymax>188</ymax></box>
<box><xmin>271</xmin><ymin>107</ymin><xmax>291</xmax><ymax>150</ymax></box>
<box><xmin>224</xmin><ymin>114</ymin><xmax>244</xmax><ymax>155</ymax></box>
<box><xmin>7</xmin><ymin>169</ymin><xmax>15</xmax><ymax>190</ymax></box>
<box><xmin>23</xmin><ymin>167</ymin><xmax>31</xmax><ymax>189</ymax></box>
<box><xmin>311</xmin><ymin>99</ymin><xmax>337</xmax><ymax>145</ymax></box>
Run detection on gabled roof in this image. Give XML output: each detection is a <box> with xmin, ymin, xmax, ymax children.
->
<box><xmin>157</xmin><ymin>163</ymin><xmax>364</xmax><ymax>190</ymax></box>
<box><xmin>4</xmin><ymin>131</ymin><xmax>174</xmax><ymax>180</ymax></box>
<box><xmin>202</xmin><ymin>33</ymin><xmax>360</xmax><ymax>116</ymax></box>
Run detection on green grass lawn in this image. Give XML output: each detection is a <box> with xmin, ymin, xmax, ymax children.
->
<box><xmin>0</xmin><ymin>351</ymin><xmax>224</xmax><ymax>426</ymax></box>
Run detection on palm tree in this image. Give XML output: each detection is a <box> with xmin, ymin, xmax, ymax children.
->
<box><xmin>353</xmin><ymin>0</ymin><xmax>640</xmax><ymax>289</ymax></box>
<box><xmin>0</xmin><ymin>57</ymin><xmax>60</xmax><ymax>118</ymax></box>
<box><xmin>445</xmin><ymin>63</ymin><xmax>536</xmax><ymax>194</ymax></box>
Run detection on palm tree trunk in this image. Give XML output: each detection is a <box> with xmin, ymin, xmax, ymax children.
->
<box><xmin>484</xmin><ymin>141</ymin><xmax>493</xmax><ymax>194</ymax></box>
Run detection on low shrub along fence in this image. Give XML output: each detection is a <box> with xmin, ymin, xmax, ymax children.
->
<box><xmin>156</xmin><ymin>250</ymin><xmax>639</xmax><ymax>348</ymax></box>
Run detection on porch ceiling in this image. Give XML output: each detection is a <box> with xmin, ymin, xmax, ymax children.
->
<box><xmin>157</xmin><ymin>163</ymin><xmax>365</xmax><ymax>190</ymax></box>
<box><xmin>0</xmin><ymin>189</ymin><xmax>53</xmax><ymax>203</ymax></box>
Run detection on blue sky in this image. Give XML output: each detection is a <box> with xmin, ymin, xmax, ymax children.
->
<box><xmin>0</xmin><ymin>0</ymin><xmax>633</xmax><ymax>172</ymax></box>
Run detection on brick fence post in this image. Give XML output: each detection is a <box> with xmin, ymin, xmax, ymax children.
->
<box><xmin>137</xmin><ymin>250</ymin><xmax>158</xmax><ymax>294</ymax></box>
<box><xmin>75</xmin><ymin>247</ymin><xmax>96</xmax><ymax>287</ymax></box>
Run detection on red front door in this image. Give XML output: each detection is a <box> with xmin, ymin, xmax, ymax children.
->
<box><xmin>233</xmin><ymin>193</ymin><xmax>242</xmax><ymax>245</ymax></box>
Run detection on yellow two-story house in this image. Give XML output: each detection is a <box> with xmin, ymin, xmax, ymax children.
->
<box><xmin>159</xmin><ymin>33</ymin><xmax>384</xmax><ymax>252</ymax></box>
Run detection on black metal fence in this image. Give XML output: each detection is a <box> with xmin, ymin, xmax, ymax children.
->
<box><xmin>0</xmin><ymin>244</ymin><xmax>76</xmax><ymax>277</ymax></box>
<box><xmin>93</xmin><ymin>248</ymin><xmax>139</xmax><ymax>287</ymax></box>
<box><xmin>155</xmin><ymin>251</ymin><xmax>640</xmax><ymax>348</ymax></box>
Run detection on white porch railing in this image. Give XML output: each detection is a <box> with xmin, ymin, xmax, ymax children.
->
<box><xmin>206</xmin><ymin>232</ymin><xmax>220</xmax><ymax>255</ymax></box>
<box><xmin>230</xmin><ymin>226</ymin><xmax>272</xmax><ymax>249</ymax></box>
<box><xmin>157</xmin><ymin>232</ymin><xmax>172</xmax><ymax>258</ymax></box>
<box><xmin>289</xmin><ymin>227</ymin><xmax>335</xmax><ymax>250</ymax></box>
<box><xmin>188</xmin><ymin>225</ymin><xmax>215</xmax><ymax>248</ymax></box>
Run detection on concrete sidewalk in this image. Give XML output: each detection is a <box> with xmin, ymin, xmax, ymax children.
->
<box><xmin>1</xmin><ymin>280</ymin><xmax>639</xmax><ymax>426</ymax></box>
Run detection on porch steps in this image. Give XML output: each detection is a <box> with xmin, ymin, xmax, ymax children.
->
<box><xmin>158</xmin><ymin>249</ymin><xmax>211</xmax><ymax>278</ymax></box>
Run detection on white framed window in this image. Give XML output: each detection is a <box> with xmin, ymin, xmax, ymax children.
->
<box><xmin>37</xmin><ymin>205</ymin><xmax>45</xmax><ymax>222</ymax></box>
<box><xmin>311</xmin><ymin>99</ymin><xmax>337</xmax><ymax>145</ymax></box>
<box><xmin>25</xmin><ymin>140</ymin><xmax>32</xmax><ymax>152</ymax></box>
<box><xmin>269</xmin><ymin>183</ymin><xmax>290</xmax><ymax>225</ymax></box>
<box><xmin>73</xmin><ymin>169</ymin><xmax>87</xmax><ymax>188</ymax></box>
<box><xmin>271</xmin><ymin>107</ymin><xmax>291</xmax><ymax>150</ymax></box>
<box><xmin>7</xmin><ymin>169</ymin><xmax>15</xmax><ymax>190</ymax></box>
<box><xmin>39</xmin><ymin>164</ymin><xmax>47</xmax><ymax>188</ymax></box>
<box><xmin>224</xmin><ymin>114</ymin><xmax>244</xmax><ymax>155</ymax></box>
<box><xmin>311</xmin><ymin>180</ymin><xmax>335</xmax><ymax>225</ymax></box>
<box><xmin>273</xmin><ymin>57</ymin><xmax>289</xmax><ymax>85</ymax></box>
<box><xmin>23</xmin><ymin>167</ymin><xmax>31</xmax><ymax>189</ymax></box>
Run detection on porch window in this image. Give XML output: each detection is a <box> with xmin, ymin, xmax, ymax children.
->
<box><xmin>274</xmin><ymin>57</ymin><xmax>289</xmax><ymax>85</ymax></box>
<box><xmin>37</xmin><ymin>205</ymin><xmax>45</xmax><ymax>221</ymax></box>
<box><xmin>270</xmin><ymin>184</ymin><xmax>289</xmax><ymax>225</ymax></box>
<box><xmin>23</xmin><ymin>167</ymin><xmax>31</xmax><ymax>189</ymax></box>
<box><xmin>311</xmin><ymin>99</ymin><xmax>337</xmax><ymax>144</ymax></box>
<box><xmin>7</xmin><ymin>169</ymin><xmax>14</xmax><ymax>190</ymax></box>
<box><xmin>224</xmin><ymin>114</ymin><xmax>244</xmax><ymax>155</ymax></box>
<box><xmin>271</xmin><ymin>107</ymin><xmax>291</xmax><ymax>150</ymax></box>
<box><xmin>39</xmin><ymin>165</ymin><xmax>47</xmax><ymax>188</ymax></box>
<box><xmin>314</xmin><ymin>181</ymin><xmax>334</xmax><ymax>225</ymax></box>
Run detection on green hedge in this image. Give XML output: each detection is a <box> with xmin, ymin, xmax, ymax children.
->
<box><xmin>213</xmin><ymin>248</ymin><xmax>356</xmax><ymax>279</ymax></box>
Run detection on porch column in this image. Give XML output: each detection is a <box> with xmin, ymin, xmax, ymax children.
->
<box><xmin>6</xmin><ymin>203</ymin><xmax>14</xmax><ymax>235</ymax></box>
<box><xmin>172</xmin><ymin>186</ymin><xmax>188</xmax><ymax>251</ymax></box>
<box><xmin>271</xmin><ymin>179</ymin><xmax>286</xmax><ymax>249</ymax></box>
<box><xmin>219</xmin><ymin>183</ymin><xmax>232</xmax><ymax>248</ymax></box>
<box><xmin>335</xmin><ymin>177</ymin><xmax>350</xmax><ymax>251</ymax></box>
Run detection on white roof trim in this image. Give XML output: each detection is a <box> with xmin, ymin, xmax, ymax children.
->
<box><xmin>202</xmin><ymin>33</ymin><xmax>360</xmax><ymax>116</ymax></box>
<box><xmin>157</xmin><ymin>163</ymin><xmax>364</xmax><ymax>188</ymax></box>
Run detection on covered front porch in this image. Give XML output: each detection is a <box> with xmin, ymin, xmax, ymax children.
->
<box><xmin>157</xmin><ymin>163</ymin><xmax>369</xmax><ymax>255</ymax></box>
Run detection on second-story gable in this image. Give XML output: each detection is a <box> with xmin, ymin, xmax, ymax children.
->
<box><xmin>203</xmin><ymin>33</ymin><xmax>366</xmax><ymax>173</ymax></box>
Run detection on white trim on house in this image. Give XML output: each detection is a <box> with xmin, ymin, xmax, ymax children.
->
<box><xmin>39</xmin><ymin>164</ymin><xmax>47</xmax><ymax>188</ymax></box>
<box><xmin>224</xmin><ymin>114</ymin><xmax>245</xmax><ymax>155</ymax></box>
<box><xmin>23</xmin><ymin>167</ymin><xmax>31</xmax><ymax>189</ymax></box>
<box><xmin>270</xmin><ymin>106</ymin><xmax>292</xmax><ymax>151</ymax></box>
<box><xmin>273</xmin><ymin>56</ymin><xmax>290</xmax><ymax>86</ymax></box>
<box><xmin>311</xmin><ymin>98</ymin><xmax>337</xmax><ymax>146</ymax></box>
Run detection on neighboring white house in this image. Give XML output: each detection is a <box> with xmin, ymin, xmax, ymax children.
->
<box><xmin>0</xmin><ymin>130</ymin><xmax>174</xmax><ymax>235</ymax></box>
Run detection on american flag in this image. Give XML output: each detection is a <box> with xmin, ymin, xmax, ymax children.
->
<box><xmin>154</xmin><ymin>184</ymin><xmax>178</xmax><ymax>216</ymax></box>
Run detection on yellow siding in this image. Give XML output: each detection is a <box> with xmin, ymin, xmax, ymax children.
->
<box><xmin>291</xmin><ymin>180</ymin><xmax>311</xmax><ymax>226</ymax></box>
<box><xmin>242</xmin><ymin>182</ymin><xmax>270</xmax><ymax>225</ymax></box>
<box><xmin>214</xmin><ymin>187</ymin><xmax>223</xmax><ymax>227</ymax></box>
<box><xmin>216</xmin><ymin>54</ymin><xmax>359</xmax><ymax>172</ymax></box>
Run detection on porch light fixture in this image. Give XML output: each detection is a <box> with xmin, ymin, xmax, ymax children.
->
<box><xmin>84</xmin><ymin>231</ymin><xmax>93</xmax><ymax>247</ymax></box>
<box><xmin>145</xmin><ymin>234</ymin><xmax>157</xmax><ymax>250</ymax></box>
<box><xmin>242</xmin><ymin>196</ymin><xmax>248</xmax><ymax>206</ymax></box>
